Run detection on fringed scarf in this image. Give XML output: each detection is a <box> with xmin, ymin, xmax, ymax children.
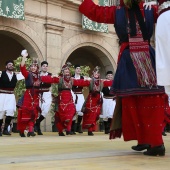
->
<box><xmin>127</xmin><ymin>4</ymin><xmax>157</xmax><ymax>87</ymax></box>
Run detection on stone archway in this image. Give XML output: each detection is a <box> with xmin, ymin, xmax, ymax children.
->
<box><xmin>66</xmin><ymin>45</ymin><xmax>114</xmax><ymax>78</ymax></box>
<box><xmin>0</xmin><ymin>27</ymin><xmax>43</xmax><ymax>62</ymax></box>
<box><xmin>61</xmin><ymin>33</ymin><xmax>119</xmax><ymax>77</ymax></box>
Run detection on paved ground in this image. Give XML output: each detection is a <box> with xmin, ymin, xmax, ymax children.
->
<box><xmin>0</xmin><ymin>132</ymin><xmax>170</xmax><ymax>170</ymax></box>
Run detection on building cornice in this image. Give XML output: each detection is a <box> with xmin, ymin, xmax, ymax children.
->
<box><xmin>44</xmin><ymin>24</ymin><xmax>65</xmax><ymax>34</ymax></box>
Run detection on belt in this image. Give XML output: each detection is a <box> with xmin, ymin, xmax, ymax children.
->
<box><xmin>74</xmin><ymin>92</ymin><xmax>83</xmax><ymax>94</ymax></box>
<box><xmin>103</xmin><ymin>96</ymin><xmax>114</xmax><ymax>99</ymax></box>
<box><xmin>0</xmin><ymin>89</ymin><xmax>14</xmax><ymax>94</ymax></box>
<box><xmin>39</xmin><ymin>88</ymin><xmax>50</xmax><ymax>92</ymax></box>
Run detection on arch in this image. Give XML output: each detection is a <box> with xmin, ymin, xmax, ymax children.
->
<box><xmin>61</xmin><ymin>33</ymin><xmax>118</xmax><ymax>73</ymax></box>
<box><xmin>0</xmin><ymin>25</ymin><xmax>44</xmax><ymax>62</ymax></box>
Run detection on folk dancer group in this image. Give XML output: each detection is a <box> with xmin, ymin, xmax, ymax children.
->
<box><xmin>1</xmin><ymin>0</ymin><xmax>170</xmax><ymax>157</ymax></box>
<box><xmin>0</xmin><ymin>49</ymin><xmax>115</xmax><ymax>137</ymax></box>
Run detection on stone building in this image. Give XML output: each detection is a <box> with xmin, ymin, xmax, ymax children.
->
<box><xmin>0</xmin><ymin>0</ymin><xmax>119</xmax><ymax>131</ymax></box>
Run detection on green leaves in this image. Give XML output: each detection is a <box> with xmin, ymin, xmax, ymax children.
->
<box><xmin>14</xmin><ymin>56</ymin><xmax>32</xmax><ymax>99</ymax></box>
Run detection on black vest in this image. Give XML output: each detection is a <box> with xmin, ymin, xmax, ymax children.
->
<box><xmin>102</xmin><ymin>87</ymin><xmax>113</xmax><ymax>97</ymax></box>
<box><xmin>0</xmin><ymin>71</ymin><xmax>17</xmax><ymax>89</ymax></box>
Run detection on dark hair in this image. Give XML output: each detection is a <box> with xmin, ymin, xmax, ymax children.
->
<box><xmin>106</xmin><ymin>71</ymin><xmax>113</xmax><ymax>75</ymax></box>
<box><xmin>41</xmin><ymin>61</ymin><xmax>48</xmax><ymax>66</ymax></box>
<box><xmin>5</xmin><ymin>60</ymin><xmax>14</xmax><ymax>66</ymax></box>
<box><xmin>74</xmin><ymin>64</ymin><xmax>80</xmax><ymax>69</ymax></box>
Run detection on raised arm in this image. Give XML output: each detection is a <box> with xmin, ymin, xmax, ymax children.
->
<box><xmin>20</xmin><ymin>64</ymin><xmax>29</xmax><ymax>78</ymax></box>
<box><xmin>79</xmin><ymin>0</ymin><xmax>116</xmax><ymax>24</ymax></box>
<box><xmin>20</xmin><ymin>50</ymin><xmax>29</xmax><ymax>78</ymax></box>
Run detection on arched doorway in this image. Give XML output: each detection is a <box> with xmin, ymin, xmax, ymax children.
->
<box><xmin>0</xmin><ymin>29</ymin><xmax>43</xmax><ymax>71</ymax></box>
<box><xmin>0</xmin><ymin>34</ymin><xmax>24</xmax><ymax>70</ymax></box>
<box><xmin>66</xmin><ymin>46</ymin><xmax>115</xmax><ymax>78</ymax></box>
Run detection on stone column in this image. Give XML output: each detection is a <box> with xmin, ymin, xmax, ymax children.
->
<box><xmin>43</xmin><ymin>23</ymin><xmax>65</xmax><ymax>132</ymax></box>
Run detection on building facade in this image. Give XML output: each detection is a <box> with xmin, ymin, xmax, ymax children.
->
<box><xmin>0</xmin><ymin>0</ymin><xmax>119</xmax><ymax>131</ymax></box>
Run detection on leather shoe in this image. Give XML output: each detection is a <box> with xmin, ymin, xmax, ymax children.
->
<box><xmin>27</xmin><ymin>132</ymin><xmax>36</xmax><ymax>137</ymax></box>
<box><xmin>88</xmin><ymin>131</ymin><xmax>94</xmax><ymax>136</ymax></box>
<box><xmin>19</xmin><ymin>132</ymin><xmax>26</xmax><ymax>137</ymax></box>
<box><xmin>0</xmin><ymin>132</ymin><xmax>2</xmax><ymax>136</ymax></box>
<box><xmin>162</xmin><ymin>132</ymin><xmax>167</xmax><ymax>136</ymax></box>
<box><xmin>37</xmin><ymin>130</ymin><xmax>43</xmax><ymax>135</ymax></box>
<box><xmin>3</xmin><ymin>129</ymin><xmax>11</xmax><ymax>135</ymax></box>
<box><xmin>131</xmin><ymin>144</ymin><xmax>150</xmax><ymax>151</ymax></box>
<box><xmin>59</xmin><ymin>132</ymin><xmax>65</xmax><ymax>136</ymax></box>
<box><xmin>143</xmin><ymin>145</ymin><xmax>165</xmax><ymax>156</ymax></box>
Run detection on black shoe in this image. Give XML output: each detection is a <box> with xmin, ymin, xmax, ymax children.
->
<box><xmin>59</xmin><ymin>132</ymin><xmax>65</xmax><ymax>136</ymax></box>
<box><xmin>37</xmin><ymin>130</ymin><xmax>43</xmax><ymax>135</ymax></box>
<box><xmin>3</xmin><ymin>129</ymin><xmax>11</xmax><ymax>135</ymax></box>
<box><xmin>162</xmin><ymin>132</ymin><xmax>167</xmax><ymax>136</ymax></box>
<box><xmin>78</xmin><ymin>130</ymin><xmax>83</xmax><ymax>133</ymax></box>
<box><xmin>104</xmin><ymin>130</ymin><xmax>110</xmax><ymax>134</ymax></box>
<box><xmin>88</xmin><ymin>131</ymin><xmax>94</xmax><ymax>136</ymax></box>
<box><xmin>19</xmin><ymin>132</ymin><xmax>26</xmax><ymax>137</ymax></box>
<box><xmin>66</xmin><ymin>131</ymin><xmax>73</xmax><ymax>135</ymax></box>
<box><xmin>131</xmin><ymin>144</ymin><xmax>150</xmax><ymax>151</ymax></box>
<box><xmin>71</xmin><ymin>131</ymin><xmax>76</xmax><ymax>135</ymax></box>
<box><xmin>0</xmin><ymin>132</ymin><xmax>2</xmax><ymax>136</ymax></box>
<box><xmin>27</xmin><ymin>132</ymin><xmax>36</xmax><ymax>137</ymax></box>
<box><xmin>143</xmin><ymin>145</ymin><xmax>165</xmax><ymax>156</ymax></box>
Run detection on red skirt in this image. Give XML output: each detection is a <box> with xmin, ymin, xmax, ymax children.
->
<box><xmin>122</xmin><ymin>94</ymin><xmax>166</xmax><ymax>146</ymax></box>
<box><xmin>55</xmin><ymin>90</ymin><xmax>76</xmax><ymax>124</ymax></box>
<box><xmin>82</xmin><ymin>93</ymin><xmax>102</xmax><ymax>129</ymax></box>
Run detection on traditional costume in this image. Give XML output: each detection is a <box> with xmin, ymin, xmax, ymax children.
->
<box><xmin>35</xmin><ymin>61</ymin><xmax>52</xmax><ymax>135</ymax></box>
<box><xmin>101</xmin><ymin>71</ymin><xmax>116</xmax><ymax>134</ymax></box>
<box><xmin>0</xmin><ymin>61</ymin><xmax>18</xmax><ymax>136</ymax></box>
<box><xmin>72</xmin><ymin>64</ymin><xmax>85</xmax><ymax>134</ymax></box>
<box><xmin>17</xmin><ymin>60</ymin><xmax>41</xmax><ymax>137</ymax></box>
<box><xmin>82</xmin><ymin>67</ymin><xmax>112</xmax><ymax>136</ymax></box>
<box><xmin>79</xmin><ymin>0</ymin><xmax>166</xmax><ymax>156</ymax></box>
<box><xmin>41</xmin><ymin>64</ymin><xmax>90</xmax><ymax>136</ymax></box>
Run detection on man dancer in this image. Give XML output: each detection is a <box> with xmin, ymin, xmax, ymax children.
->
<box><xmin>0</xmin><ymin>61</ymin><xmax>21</xmax><ymax>136</ymax></box>
<box><xmin>101</xmin><ymin>71</ymin><xmax>116</xmax><ymax>134</ymax></box>
<box><xmin>72</xmin><ymin>64</ymin><xmax>85</xmax><ymax>134</ymax></box>
<box><xmin>34</xmin><ymin>61</ymin><xmax>52</xmax><ymax>135</ymax></box>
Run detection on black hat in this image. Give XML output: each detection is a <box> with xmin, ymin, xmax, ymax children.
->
<box><xmin>5</xmin><ymin>60</ymin><xmax>14</xmax><ymax>66</ymax></box>
<box><xmin>106</xmin><ymin>71</ymin><xmax>113</xmax><ymax>75</ymax></box>
<box><xmin>41</xmin><ymin>61</ymin><xmax>48</xmax><ymax>66</ymax></box>
<box><xmin>74</xmin><ymin>64</ymin><xmax>80</xmax><ymax>69</ymax></box>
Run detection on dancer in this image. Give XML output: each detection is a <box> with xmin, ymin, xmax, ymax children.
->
<box><xmin>79</xmin><ymin>0</ymin><xmax>166</xmax><ymax>156</ymax></box>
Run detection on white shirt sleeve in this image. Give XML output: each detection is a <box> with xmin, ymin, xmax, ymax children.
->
<box><xmin>16</xmin><ymin>72</ymin><xmax>25</xmax><ymax>80</ymax></box>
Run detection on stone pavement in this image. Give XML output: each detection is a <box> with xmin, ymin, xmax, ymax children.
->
<box><xmin>0</xmin><ymin>132</ymin><xmax>170</xmax><ymax>170</ymax></box>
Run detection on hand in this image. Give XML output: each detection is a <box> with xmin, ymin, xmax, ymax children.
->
<box><xmin>21</xmin><ymin>49</ymin><xmax>28</xmax><ymax>57</ymax></box>
<box><xmin>143</xmin><ymin>1</ymin><xmax>157</xmax><ymax>10</ymax></box>
<box><xmin>51</xmin><ymin>74</ymin><xmax>58</xmax><ymax>78</ymax></box>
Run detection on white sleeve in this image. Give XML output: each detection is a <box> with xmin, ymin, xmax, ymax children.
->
<box><xmin>16</xmin><ymin>72</ymin><xmax>25</xmax><ymax>80</ymax></box>
<box><xmin>0</xmin><ymin>71</ymin><xmax>2</xmax><ymax>77</ymax></box>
